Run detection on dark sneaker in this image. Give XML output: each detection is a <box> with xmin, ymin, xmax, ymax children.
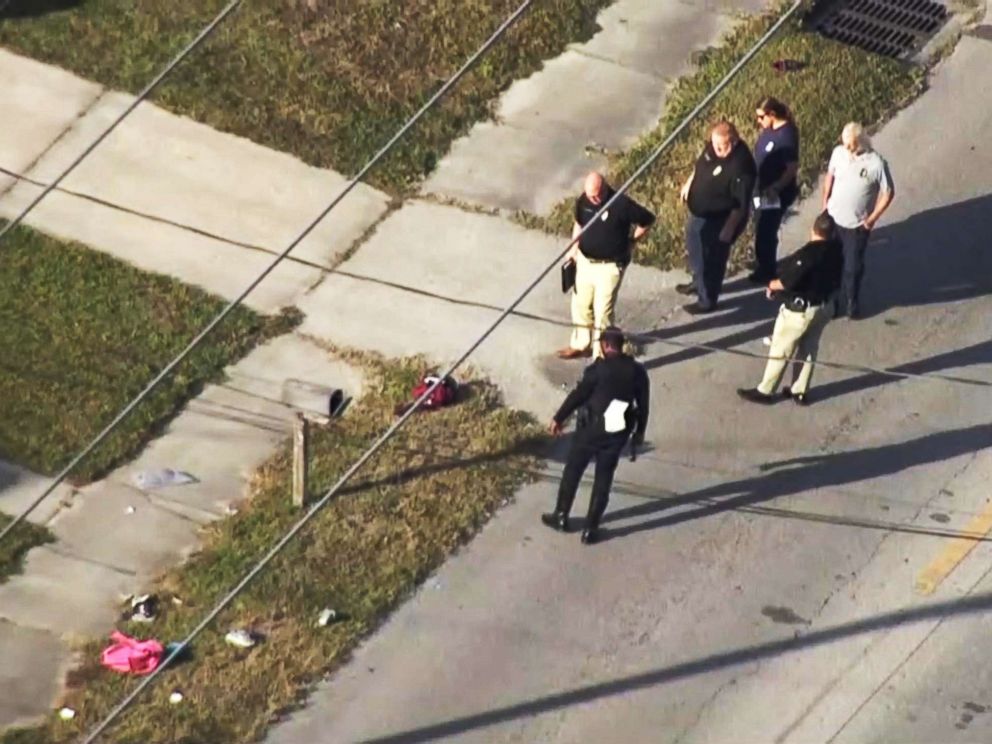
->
<box><xmin>675</xmin><ymin>281</ymin><xmax>698</xmax><ymax>296</ymax></box>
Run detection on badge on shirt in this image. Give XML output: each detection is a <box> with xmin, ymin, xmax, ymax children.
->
<box><xmin>600</xmin><ymin>210</ymin><xmax>610</xmax><ymax>221</ymax></box>
<box><xmin>712</xmin><ymin>165</ymin><xmax>723</xmax><ymax>176</ymax></box>
<box><xmin>765</xmin><ymin>141</ymin><xmax>775</xmax><ymax>152</ymax></box>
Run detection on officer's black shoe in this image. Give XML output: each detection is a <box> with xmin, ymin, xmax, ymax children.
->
<box><xmin>580</xmin><ymin>528</ymin><xmax>600</xmax><ymax>545</ymax></box>
<box><xmin>783</xmin><ymin>386</ymin><xmax>809</xmax><ymax>406</ymax></box>
<box><xmin>737</xmin><ymin>387</ymin><xmax>776</xmax><ymax>405</ymax></box>
<box><xmin>675</xmin><ymin>281</ymin><xmax>698</xmax><ymax>296</ymax></box>
<box><xmin>683</xmin><ymin>301</ymin><xmax>717</xmax><ymax>315</ymax></box>
<box><xmin>541</xmin><ymin>512</ymin><xmax>570</xmax><ymax>533</ymax></box>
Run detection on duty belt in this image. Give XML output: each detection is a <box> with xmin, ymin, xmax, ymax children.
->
<box><xmin>785</xmin><ymin>296</ymin><xmax>817</xmax><ymax>312</ymax></box>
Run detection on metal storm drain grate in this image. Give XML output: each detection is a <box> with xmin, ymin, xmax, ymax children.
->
<box><xmin>811</xmin><ymin>0</ymin><xmax>948</xmax><ymax>60</ymax></box>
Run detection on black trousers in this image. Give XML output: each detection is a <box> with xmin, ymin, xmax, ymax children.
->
<box><xmin>753</xmin><ymin>192</ymin><xmax>795</xmax><ymax>277</ymax></box>
<box><xmin>686</xmin><ymin>213</ymin><xmax>745</xmax><ymax>308</ymax></box>
<box><xmin>554</xmin><ymin>429</ymin><xmax>629</xmax><ymax>528</ymax></box>
<box><xmin>836</xmin><ymin>224</ymin><xmax>871</xmax><ymax>314</ymax></box>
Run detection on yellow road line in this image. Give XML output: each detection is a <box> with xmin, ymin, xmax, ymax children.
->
<box><xmin>915</xmin><ymin>501</ymin><xmax>992</xmax><ymax>595</ymax></box>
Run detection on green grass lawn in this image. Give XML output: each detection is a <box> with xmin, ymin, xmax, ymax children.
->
<box><xmin>530</xmin><ymin>7</ymin><xmax>927</xmax><ymax>271</ymax></box>
<box><xmin>0</xmin><ymin>0</ymin><xmax>610</xmax><ymax>193</ymax></box>
<box><xmin>0</xmin><ymin>222</ymin><xmax>294</xmax><ymax>484</ymax></box>
<box><xmin>2</xmin><ymin>353</ymin><xmax>544</xmax><ymax>744</ymax></box>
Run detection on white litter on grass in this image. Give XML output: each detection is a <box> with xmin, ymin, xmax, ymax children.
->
<box><xmin>133</xmin><ymin>468</ymin><xmax>197</xmax><ymax>490</ymax></box>
<box><xmin>58</xmin><ymin>707</ymin><xmax>76</xmax><ymax>720</ymax></box>
<box><xmin>317</xmin><ymin>608</ymin><xmax>338</xmax><ymax>626</ymax></box>
<box><xmin>169</xmin><ymin>691</ymin><xmax>184</xmax><ymax>704</ymax></box>
<box><xmin>224</xmin><ymin>629</ymin><xmax>256</xmax><ymax>648</ymax></box>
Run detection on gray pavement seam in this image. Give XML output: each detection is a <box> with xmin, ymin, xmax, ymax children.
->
<box><xmin>564</xmin><ymin>46</ymin><xmax>672</xmax><ymax>83</ymax></box>
<box><xmin>7</xmin><ymin>162</ymin><xmax>988</xmax><ymax>396</ymax></box>
<box><xmin>0</xmin><ymin>0</ymin><xmax>244</xmax><ymax>245</ymax></box>
<box><xmin>0</xmin><ymin>88</ymin><xmax>108</xmax><ymax>203</ymax></box>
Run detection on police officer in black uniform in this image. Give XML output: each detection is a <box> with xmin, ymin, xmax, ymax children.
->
<box><xmin>543</xmin><ymin>327</ymin><xmax>650</xmax><ymax>544</ymax></box>
<box><xmin>738</xmin><ymin>211</ymin><xmax>843</xmax><ymax>405</ymax></box>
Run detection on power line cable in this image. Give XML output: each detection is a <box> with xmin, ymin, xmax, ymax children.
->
<box><xmin>0</xmin><ymin>0</ymin><xmax>538</xmax><ymax>545</ymax></box>
<box><xmin>0</xmin><ymin>0</ymin><xmax>243</xmax><ymax>245</ymax></box>
<box><xmin>3</xmin><ymin>166</ymin><xmax>987</xmax><ymax>394</ymax></box>
<box><xmin>80</xmin><ymin>2</ymin><xmax>805</xmax><ymax>739</ymax></box>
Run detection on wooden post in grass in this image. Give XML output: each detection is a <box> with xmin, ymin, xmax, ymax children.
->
<box><xmin>292</xmin><ymin>413</ymin><xmax>309</xmax><ymax>508</ymax></box>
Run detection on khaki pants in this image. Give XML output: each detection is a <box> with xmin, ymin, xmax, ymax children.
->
<box><xmin>757</xmin><ymin>302</ymin><xmax>833</xmax><ymax>396</ymax></box>
<box><xmin>569</xmin><ymin>252</ymin><xmax>625</xmax><ymax>358</ymax></box>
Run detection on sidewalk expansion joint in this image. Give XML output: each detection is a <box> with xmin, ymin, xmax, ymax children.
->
<box><xmin>0</xmin><ymin>86</ymin><xmax>109</xmax><ymax>202</ymax></box>
<box><xmin>565</xmin><ymin>46</ymin><xmax>671</xmax><ymax>83</ymax></box>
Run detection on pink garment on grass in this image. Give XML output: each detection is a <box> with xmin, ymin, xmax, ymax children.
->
<box><xmin>100</xmin><ymin>631</ymin><xmax>164</xmax><ymax>675</ymax></box>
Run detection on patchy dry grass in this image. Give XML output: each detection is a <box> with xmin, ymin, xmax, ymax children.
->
<box><xmin>0</xmin><ymin>0</ymin><xmax>611</xmax><ymax>193</ymax></box>
<box><xmin>0</xmin><ymin>222</ymin><xmax>295</xmax><ymax>483</ymax></box>
<box><xmin>531</xmin><ymin>7</ymin><xmax>926</xmax><ymax>271</ymax></box>
<box><xmin>0</xmin><ymin>514</ymin><xmax>52</xmax><ymax>584</ymax></box>
<box><xmin>2</xmin><ymin>353</ymin><xmax>544</xmax><ymax>744</ymax></box>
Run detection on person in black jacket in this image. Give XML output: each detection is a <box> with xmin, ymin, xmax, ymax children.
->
<box><xmin>738</xmin><ymin>211</ymin><xmax>843</xmax><ymax>406</ymax></box>
<box><xmin>677</xmin><ymin>120</ymin><xmax>757</xmax><ymax>314</ymax></box>
<box><xmin>543</xmin><ymin>327</ymin><xmax>650</xmax><ymax>544</ymax></box>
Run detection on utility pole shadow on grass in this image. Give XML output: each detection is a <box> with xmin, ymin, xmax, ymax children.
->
<box><xmin>0</xmin><ymin>0</ymin><xmax>82</xmax><ymax>18</ymax></box>
<box><xmin>359</xmin><ymin>591</ymin><xmax>992</xmax><ymax>744</ymax></box>
<box><xmin>599</xmin><ymin>422</ymin><xmax>992</xmax><ymax>540</ymax></box>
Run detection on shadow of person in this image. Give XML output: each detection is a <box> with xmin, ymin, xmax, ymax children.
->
<box><xmin>858</xmin><ymin>193</ymin><xmax>992</xmax><ymax>319</ymax></box>
<box><xmin>810</xmin><ymin>338</ymin><xmax>992</xmax><ymax>404</ymax></box>
<box><xmin>600</xmin><ymin>422</ymin><xmax>992</xmax><ymax>540</ymax></box>
<box><xmin>639</xmin><ymin>288</ymin><xmax>775</xmax><ymax>371</ymax></box>
<box><xmin>360</xmin><ymin>590</ymin><xmax>992</xmax><ymax>744</ymax></box>
<box><xmin>0</xmin><ymin>0</ymin><xmax>82</xmax><ymax>17</ymax></box>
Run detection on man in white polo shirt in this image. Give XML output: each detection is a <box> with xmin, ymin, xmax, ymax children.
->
<box><xmin>822</xmin><ymin>122</ymin><xmax>895</xmax><ymax>319</ymax></box>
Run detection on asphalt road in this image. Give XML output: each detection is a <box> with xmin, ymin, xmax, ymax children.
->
<box><xmin>271</xmin><ymin>31</ymin><xmax>992</xmax><ymax>744</ymax></box>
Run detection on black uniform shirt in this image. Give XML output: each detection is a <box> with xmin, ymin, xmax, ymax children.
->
<box><xmin>574</xmin><ymin>188</ymin><xmax>656</xmax><ymax>261</ymax></box>
<box><xmin>777</xmin><ymin>238</ymin><xmax>843</xmax><ymax>305</ymax></box>
<box><xmin>553</xmin><ymin>354</ymin><xmax>650</xmax><ymax>440</ymax></box>
<box><xmin>687</xmin><ymin>140</ymin><xmax>757</xmax><ymax>219</ymax></box>
<box><xmin>755</xmin><ymin>121</ymin><xmax>800</xmax><ymax>202</ymax></box>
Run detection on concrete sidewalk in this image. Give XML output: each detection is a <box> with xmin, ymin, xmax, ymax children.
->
<box><xmin>0</xmin><ymin>333</ymin><xmax>363</xmax><ymax>729</ymax></box>
<box><xmin>0</xmin><ymin>0</ymin><xmax>766</xmax><ymax>726</ymax></box>
<box><xmin>422</xmin><ymin>0</ymin><xmax>767</xmax><ymax>215</ymax></box>
<box><xmin>267</xmin><ymin>31</ymin><xmax>992</xmax><ymax>744</ymax></box>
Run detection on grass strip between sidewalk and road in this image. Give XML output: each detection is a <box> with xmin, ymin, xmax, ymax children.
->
<box><xmin>525</xmin><ymin>5</ymin><xmax>928</xmax><ymax>271</ymax></box>
<box><xmin>0</xmin><ymin>222</ymin><xmax>296</xmax><ymax>484</ymax></box>
<box><xmin>0</xmin><ymin>0</ymin><xmax>611</xmax><ymax>194</ymax></box>
<box><xmin>0</xmin><ymin>514</ymin><xmax>52</xmax><ymax>585</ymax></box>
<box><xmin>1</xmin><ymin>353</ymin><xmax>544</xmax><ymax>744</ymax></box>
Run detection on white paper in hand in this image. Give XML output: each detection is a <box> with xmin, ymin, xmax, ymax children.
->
<box><xmin>603</xmin><ymin>400</ymin><xmax>630</xmax><ymax>433</ymax></box>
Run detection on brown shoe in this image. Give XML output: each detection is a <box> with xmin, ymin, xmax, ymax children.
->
<box><xmin>556</xmin><ymin>347</ymin><xmax>590</xmax><ymax>359</ymax></box>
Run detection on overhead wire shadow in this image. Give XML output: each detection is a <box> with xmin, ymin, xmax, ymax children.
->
<box><xmin>359</xmin><ymin>591</ymin><xmax>992</xmax><ymax>744</ymax></box>
<box><xmin>599</xmin><ymin>422</ymin><xmax>992</xmax><ymax>540</ymax></box>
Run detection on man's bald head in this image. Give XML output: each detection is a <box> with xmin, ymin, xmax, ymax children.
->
<box><xmin>584</xmin><ymin>171</ymin><xmax>607</xmax><ymax>204</ymax></box>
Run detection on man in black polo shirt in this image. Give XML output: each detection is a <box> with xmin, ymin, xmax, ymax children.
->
<box><xmin>738</xmin><ymin>211</ymin><xmax>843</xmax><ymax>405</ymax></box>
<box><xmin>678</xmin><ymin>120</ymin><xmax>757</xmax><ymax>313</ymax></box>
<box><xmin>557</xmin><ymin>171</ymin><xmax>655</xmax><ymax>360</ymax></box>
